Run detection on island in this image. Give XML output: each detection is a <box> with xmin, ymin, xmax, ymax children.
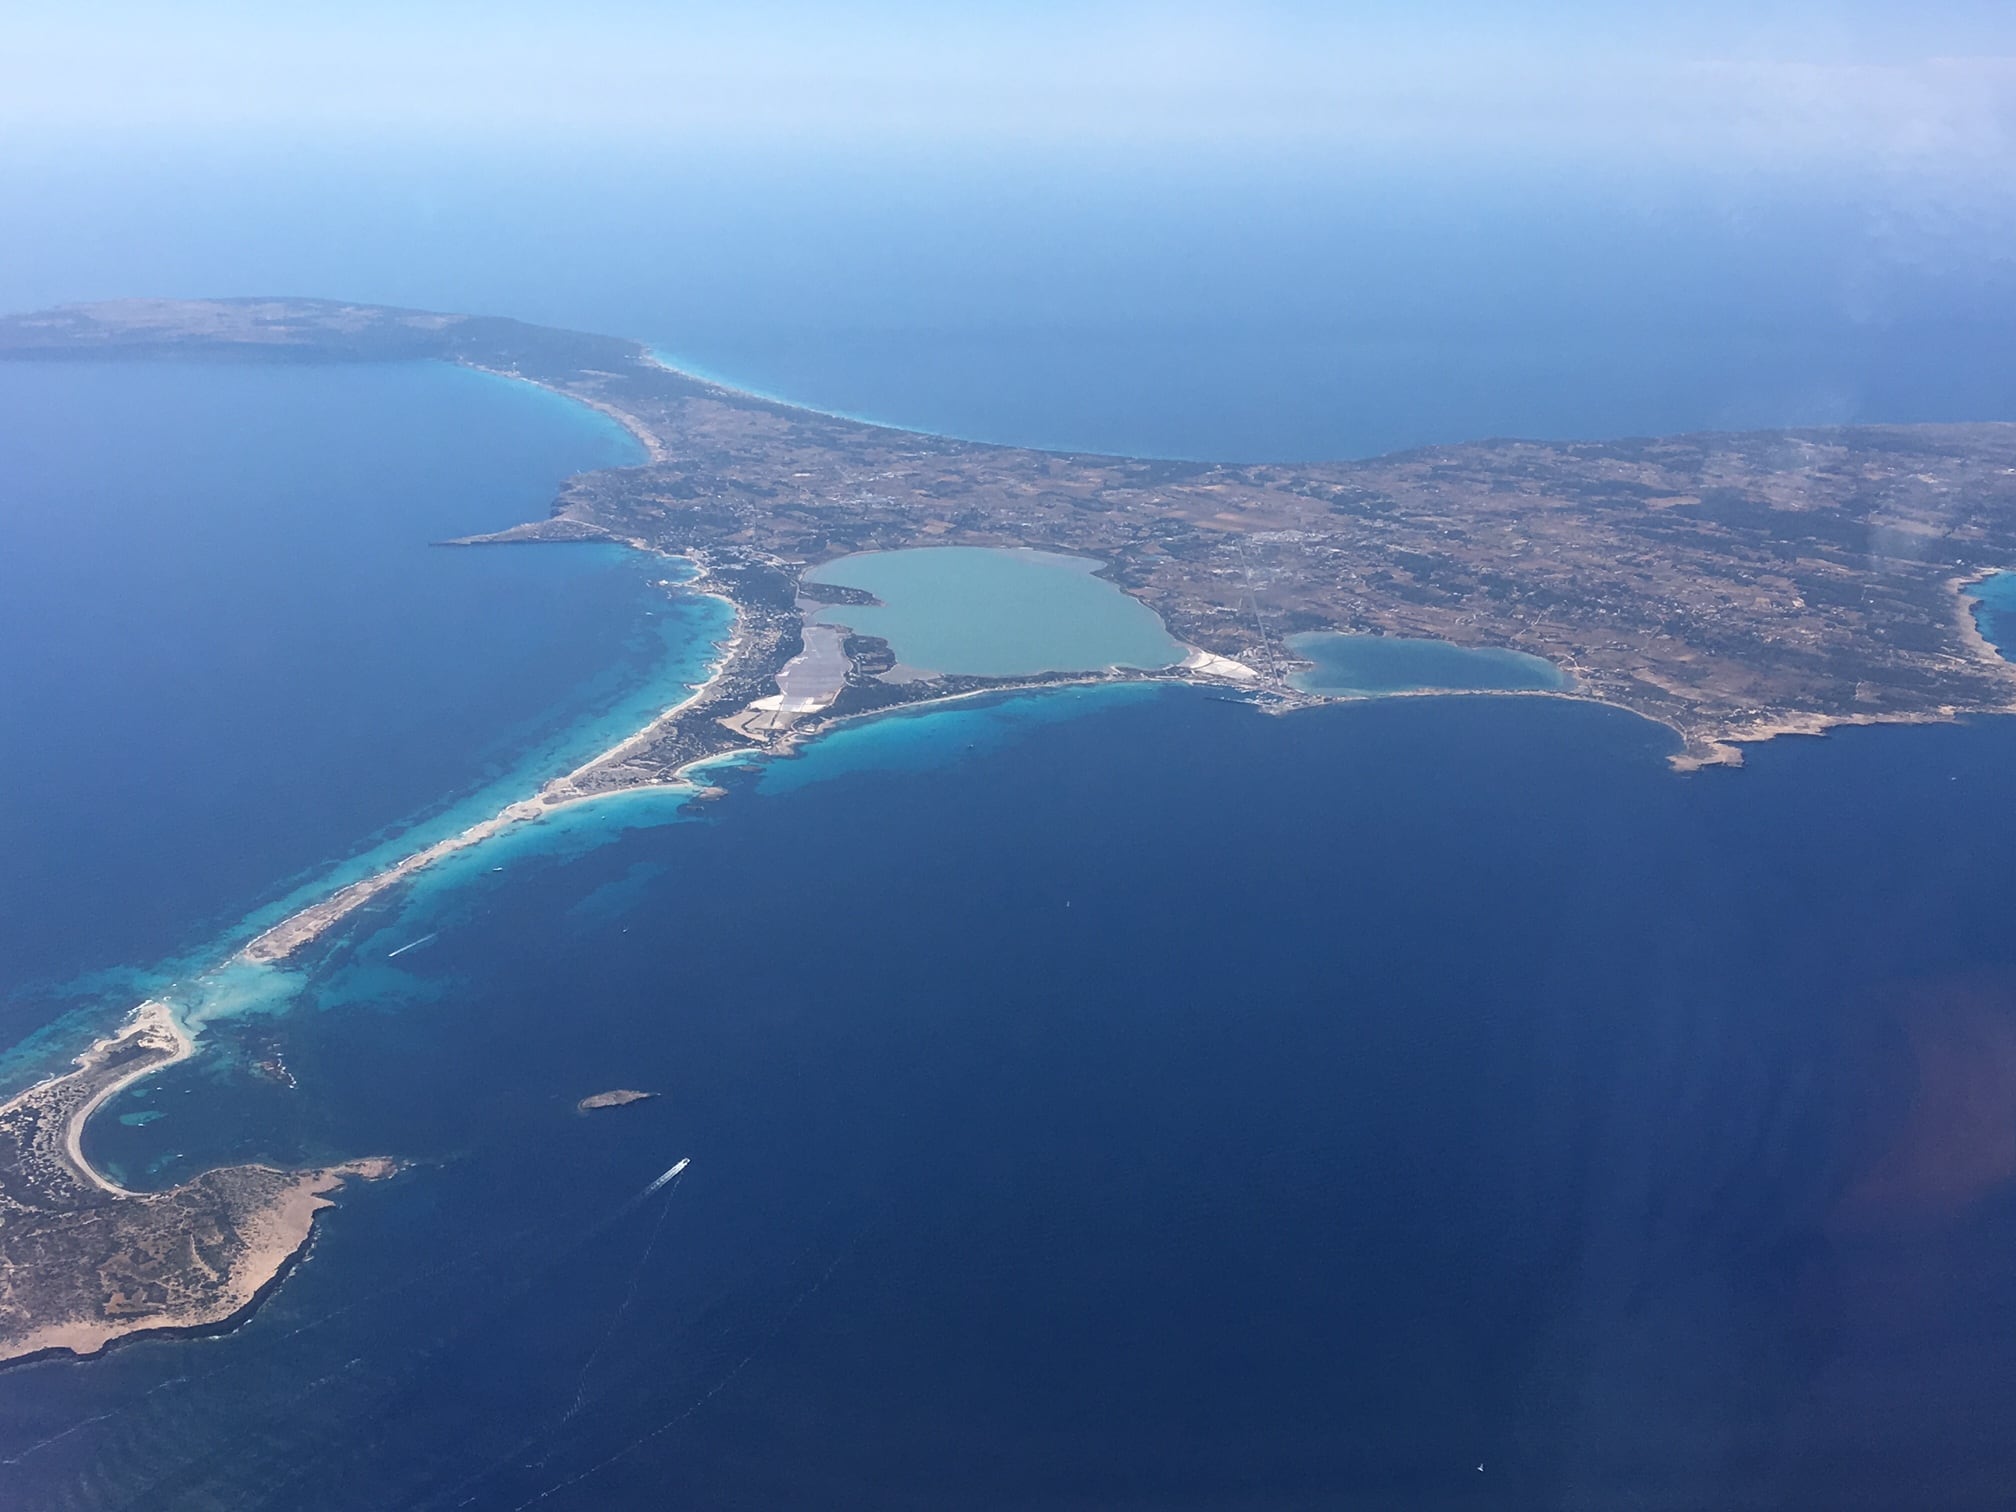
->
<box><xmin>3</xmin><ymin>294</ymin><xmax>2015</xmax><ymax>1361</ymax></box>
<box><xmin>578</xmin><ymin>1089</ymin><xmax>658</xmax><ymax>1112</ymax></box>
<box><xmin>0</xmin><ymin>1001</ymin><xmax>394</xmax><ymax>1365</ymax></box>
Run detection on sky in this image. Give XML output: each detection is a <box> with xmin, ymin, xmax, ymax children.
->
<box><xmin>2</xmin><ymin>1</ymin><xmax>2012</xmax><ymax>181</ymax></box>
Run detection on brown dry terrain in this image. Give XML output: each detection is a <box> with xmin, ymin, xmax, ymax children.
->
<box><xmin>0</xmin><ymin>1004</ymin><xmax>392</xmax><ymax>1365</ymax></box>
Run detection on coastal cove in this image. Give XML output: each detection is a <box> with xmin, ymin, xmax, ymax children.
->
<box><xmin>10</xmin><ymin>299</ymin><xmax>2016</xmax><ymax>1379</ymax></box>
<box><xmin>1967</xmin><ymin>568</ymin><xmax>2016</xmax><ymax>657</ymax></box>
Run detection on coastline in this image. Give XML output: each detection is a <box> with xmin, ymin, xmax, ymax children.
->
<box><xmin>8</xmin><ymin>298</ymin><xmax>2016</xmax><ymax>790</ymax></box>
<box><xmin>249</xmin><ymin>637</ymin><xmax>1262</xmax><ymax>968</ymax></box>
<box><xmin>11</xmin><ymin>296</ymin><xmax>2016</xmax><ymax>1381</ymax></box>
<box><xmin>242</xmin><ymin>575</ymin><xmax>742</xmax><ymax>965</ymax></box>
<box><xmin>0</xmin><ymin>998</ymin><xmax>194</xmax><ymax>1201</ymax></box>
<box><xmin>29</xmin><ymin>580</ymin><xmax>2005</xmax><ymax>1215</ymax></box>
<box><xmin>457</xmin><ymin>359</ymin><xmax>669</xmax><ymax>464</ymax></box>
<box><xmin>1659</xmin><ymin>569</ymin><xmax>2016</xmax><ymax>772</ymax></box>
<box><xmin>1658</xmin><ymin>568</ymin><xmax>2016</xmax><ymax>769</ymax></box>
<box><xmin>639</xmin><ymin>348</ymin><xmax>1008</xmax><ymax>453</ymax></box>
<box><xmin>48</xmin><ymin>363</ymin><xmax>2016</xmax><ymax>1107</ymax></box>
<box><xmin>58</xmin><ymin>1000</ymin><xmax>192</xmax><ymax>1197</ymax></box>
<box><xmin>0</xmin><ymin>1157</ymin><xmax>397</xmax><ymax>1368</ymax></box>
<box><xmin>1954</xmin><ymin>566</ymin><xmax>2012</xmax><ymax>664</ymax></box>
<box><xmin>0</xmin><ymin>994</ymin><xmax>399</xmax><ymax>1369</ymax></box>
<box><xmin>478</xmin><ymin>353</ymin><xmax>1930</xmax><ymax>777</ymax></box>
<box><xmin>339</xmin><ymin>321</ymin><xmax>2016</xmax><ymax>788</ymax></box>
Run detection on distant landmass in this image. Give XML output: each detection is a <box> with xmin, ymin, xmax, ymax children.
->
<box><xmin>2</xmin><ymin>293</ymin><xmax>2015</xmax><ymax>1362</ymax></box>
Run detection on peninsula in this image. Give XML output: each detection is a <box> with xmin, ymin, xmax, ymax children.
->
<box><xmin>7</xmin><ymin>297</ymin><xmax>2012</xmax><ymax>785</ymax></box>
<box><xmin>0</xmin><ymin>1001</ymin><xmax>393</xmax><ymax>1365</ymax></box>
<box><xmin>2</xmin><ymin>294</ymin><xmax>2015</xmax><ymax>1361</ymax></box>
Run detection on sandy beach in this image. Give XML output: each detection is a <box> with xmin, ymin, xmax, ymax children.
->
<box><xmin>57</xmin><ymin>1000</ymin><xmax>194</xmax><ymax>1196</ymax></box>
<box><xmin>212</xmin><ymin>561</ymin><xmax>2016</xmax><ymax>976</ymax></box>
<box><xmin>456</xmin><ymin>360</ymin><xmax>670</xmax><ymax>464</ymax></box>
<box><xmin>241</xmin><ymin>598</ymin><xmax>743</xmax><ymax>966</ymax></box>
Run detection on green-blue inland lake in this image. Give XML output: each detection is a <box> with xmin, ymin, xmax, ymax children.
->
<box><xmin>1288</xmin><ymin>629</ymin><xmax>1570</xmax><ymax>696</ymax></box>
<box><xmin>805</xmin><ymin>546</ymin><xmax>1185</xmax><ymax>676</ymax></box>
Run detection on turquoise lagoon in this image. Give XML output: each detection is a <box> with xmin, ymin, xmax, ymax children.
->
<box><xmin>805</xmin><ymin>547</ymin><xmax>1185</xmax><ymax>677</ymax></box>
<box><xmin>1287</xmin><ymin>630</ymin><xmax>1568</xmax><ymax>697</ymax></box>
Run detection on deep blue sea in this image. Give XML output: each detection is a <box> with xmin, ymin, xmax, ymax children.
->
<box><xmin>0</xmin><ymin>360</ymin><xmax>727</xmax><ymax>1059</ymax></box>
<box><xmin>12</xmin><ymin>685</ymin><xmax>2016</xmax><ymax>1510</ymax></box>
<box><xmin>2</xmin><ymin>149</ymin><xmax>2016</xmax><ymax>1509</ymax></box>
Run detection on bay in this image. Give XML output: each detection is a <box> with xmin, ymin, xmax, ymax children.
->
<box><xmin>0</xmin><ymin>360</ymin><xmax>725</xmax><ymax>1049</ymax></box>
<box><xmin>1968</xmin><ymin>569</ymin><xmax>2016</xmax><ymax>656</ymax></box>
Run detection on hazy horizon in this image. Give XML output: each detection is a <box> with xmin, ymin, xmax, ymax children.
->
<box><xmin>5</xmin><ymin>2</ymin><xmax>2013</xmax><ymax>173</ymax></box>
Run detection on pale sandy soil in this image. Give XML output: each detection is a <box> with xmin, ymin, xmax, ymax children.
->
<box><xmin>56</xmin><ymin>1001</ymin><xmax>193</xmax><ymax>1196</ymax></box>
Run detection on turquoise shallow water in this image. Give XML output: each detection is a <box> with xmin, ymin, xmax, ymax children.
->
<box><xmin>0</xmin><ymin>360</ymin><xmax>729</xmax><ymax>1060</ymax></box>
<box><xmin>1967</xmin><ymin>569</ymin><xmax>2016</xmax><ymax>656</ymax></box>
<box><xmin>1287</xmin><ymin>630</ymin><xmax>1569</xmax><ymax>696</ymax></box>
<box><xmin>806</xmin><ymin>547</ymin><xmax>1185</xmax><ymax>676</ymax></box>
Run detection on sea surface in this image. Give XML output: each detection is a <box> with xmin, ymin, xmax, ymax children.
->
<box><xmin>2</xmin><ymin>156</ymin><xmax>2016</xmax><ymax>1509</ymax></box>
<box><xmin>0</xmin><ymin>360</ymin><xmax>728</xmax><ymax>1057</ymax></box>
<box><xmin>6</xmin><ymin>146</ymin><xmax>2016</xmax><ymax>460</ymax></box>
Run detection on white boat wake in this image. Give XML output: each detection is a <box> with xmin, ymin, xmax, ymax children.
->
<box><xmin>641</xmin><ymin>1157</ymin><xmax>689</xmax><ymax>1197</ymax></box>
